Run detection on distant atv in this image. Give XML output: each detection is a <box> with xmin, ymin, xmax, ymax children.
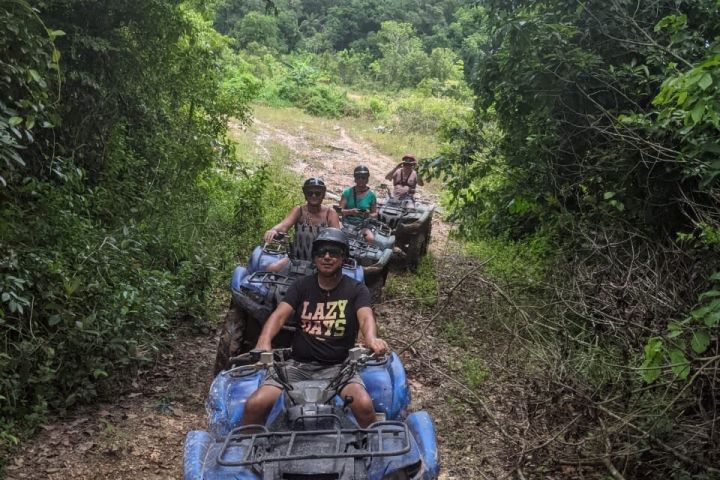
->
<box><xmin>335</xmin><ymin>207</ymin><xmax>394</xmax><ymax>302</ymax></box>
<box><xmin>377</xmin><ymin>187</ymin><xmax>434</xmax><ymax>269</ymax></box>
<box><xmin>214</xmin><ymin>233</ymin><xmax>364</xmax><ymax>374</ymax></box>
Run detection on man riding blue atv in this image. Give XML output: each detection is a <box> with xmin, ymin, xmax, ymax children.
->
<box><xmin>213</xmin><ymin>180</ymin><xmax>361</xmax><ymax>375</ymax></box>
<box><xmin>189</xmin><ymin>229</ymin><xmax>439</xmax><ymax>479</ymax></box>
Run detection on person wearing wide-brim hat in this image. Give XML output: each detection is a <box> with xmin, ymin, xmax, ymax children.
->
<box><xmin>385</xmin><ymin>153</ymin><xmax>424</xmax><ymax>201</ymax></box>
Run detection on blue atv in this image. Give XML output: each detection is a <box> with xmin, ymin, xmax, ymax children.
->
<box><xmin>214</xmin><ymin>234</ymin><xmax>364</xmax><ymax>375</ymax></box>
<box><xmin>186</xmin><ymin>348</ymin><xmax>440</xmax><ymax>479</ymax></box>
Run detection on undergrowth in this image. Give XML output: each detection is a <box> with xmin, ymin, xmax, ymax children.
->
<box><xmin>410</xmin><ymin>255</ymin><xmax>438</xmax><ymax>307</ymax></box>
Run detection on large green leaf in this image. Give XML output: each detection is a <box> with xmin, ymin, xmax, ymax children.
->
<box><xmin>641</xmin><ymin>338</ymin><xmax>664</xmax><ymax>383</ymax></box>
<box><xmin>690</xmin><ymin>101</ymin><xmax>705</xmax><ymax>124</ymax></box>
<box><xmin>668</xmin><ymin>349</ymin><xmax>690</xmax><ymax>379</ymax></box>
<box><xmin>698</xmin><ymin>72</ymin><xmax>713</xmax><ymax>90</ymax></box>
<box><xmin>691</xmin><ymin>330</ymin><xmax>711</xmax><ymax>354</ymax></box>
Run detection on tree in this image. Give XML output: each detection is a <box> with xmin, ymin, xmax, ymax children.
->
<box><xmin>1</xmin><ymin>0</ymin><xmax>260</xmax><ymax>442</ymax></box>
<box><xmin>370</xmin><ymin>21</ymin><xmax>429</xmax><ymax>88</ymax></box>
<box><xmin>232</xmin><ymin>11</ymin><xmax>285</xmax><ymax>53</ymax></box>
<box><xmin>426</xmin><ymin>0</ymin><xmax>720</xmax><ymax>475</ymax></box>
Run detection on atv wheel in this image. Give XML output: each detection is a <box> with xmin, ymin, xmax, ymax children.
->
<box><xmin>382</xmin><ymin>471</ymin><xmax>411</xmax><ymax>480</ymax></box>
<box><xmin>213</xmin><ymin>299</ymin><xmax>249</xmax><ymax>376</ymax></box>
<box><xmin>366</xmin><ymin>268</ymin><xmax>388</xmax><ymax>303</ymax></box>
<box><xmin>405</xmin><ymin>232</ymin><xmax>427</xmax><ymax>270</ymax></box>
<box><xmin>420</xmin><ymin>222</ymin><xmax>432</xmax><ymax>256</ymax></box>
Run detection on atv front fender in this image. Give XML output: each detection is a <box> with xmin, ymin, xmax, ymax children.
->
<box><xmin>407</xmin><ymin>411</ymin><xmax>440</xmax><ymax>479</ymax></box>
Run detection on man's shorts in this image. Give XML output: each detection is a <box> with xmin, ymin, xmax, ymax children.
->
<box><xmin>262</xmin><ymin>359</ymin><xmax>365</xmax><ymax>390</ymax></box>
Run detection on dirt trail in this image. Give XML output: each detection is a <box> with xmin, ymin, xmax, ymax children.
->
<box><xmin>6</xmin><ymin>116</ymin><xmax>515</xmax><ymax>479</ymax></box>
<box><xmin>246</xmin><ymin>118</ymin><xmax>451</xmax><ymax>252</ymax></box>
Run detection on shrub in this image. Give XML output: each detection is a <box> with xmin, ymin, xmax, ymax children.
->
<box><xmin>393</xmin><ymin>94</ymin><xmax>469</xmax><ymax>134</ymax></box>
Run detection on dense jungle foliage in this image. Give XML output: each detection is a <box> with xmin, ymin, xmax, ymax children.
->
<box><xmin>3</xmin><ymin>0</ymin><xmax>720</xmax><ymax>477</ymax></box>
<box><xmin>0</xmin><ymin>0</ymin><xmax>270</xmax><ymax>449</ymax></box>
<box><xmin>425</xmin><ymin>0</ymin><xmax>720</xmax><ymax>476</ymax></box>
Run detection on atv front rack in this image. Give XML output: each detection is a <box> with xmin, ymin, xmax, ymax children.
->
<box><xmin>244</xmin><ymin>272</ymin><xmax>295</xmax><ymax>287</ymax></box>
<box><xmin>216</xmin><ymin>420</ymin><xmax>411</xmax><ymax>467</ymax></box>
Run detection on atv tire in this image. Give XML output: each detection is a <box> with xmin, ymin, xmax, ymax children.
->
<box><xmin>405</xmin><ymin>231</ymin><xmax>427</xmax><ymax>271</ymax></box>
<box><xmin>366</xmin><ymin>267</ymin><xmax>388</xmax><ymax>303</ymax></box>
<box><xmin>213</xmin><ymin>299</ymin><xmax>249</xmax><ymax>376</ymax></box>
<box><xmin>420</xmin><ymin>221</ymin><xmax>432</xmax><ymax>256</ymax></box>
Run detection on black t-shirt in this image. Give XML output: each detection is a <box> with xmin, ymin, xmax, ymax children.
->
<box><xmin>281</xmin><ymin>274</ymin><xmax>372</xmax><ymax>364</ymax></box>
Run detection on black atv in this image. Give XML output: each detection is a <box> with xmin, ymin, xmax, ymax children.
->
<box><xmin>335</xmin><ymin>206</ymin><xmax>394</xmax><ymax>302</ymax></box>
<box><xmin>377</xmin><ymin>187</ymin><xmax>434</xmax><ymax>269</ymax></box>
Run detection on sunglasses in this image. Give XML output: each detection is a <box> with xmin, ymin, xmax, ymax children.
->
<box><xmin>304</xmin><ymin>190</ymin><xmax>324</xmax><ymax>197</ymax></box>
<box><xmin>313</xmin><ymin>246</ymin><xmax>345</xmax><ymax>258</ymax></box>
<box><xmin>354</xmin><ymin>175</ymin><xmax>369</xmax><ymax>180</ymax></box>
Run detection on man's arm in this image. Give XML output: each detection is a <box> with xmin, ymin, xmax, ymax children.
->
<box><xmin>357</xmin><ymin>306</ymin><xmax>388</xmax><ymax>354</ymax></box>
<box><xmin>255</xmin><ymin>302</ymin><xmax>294</xmax><ymax>350</ymax></box>
<box><xmin>416</xmin><ymin>173</ymin><xmax>424</xmax><ymax>187</ymax></box>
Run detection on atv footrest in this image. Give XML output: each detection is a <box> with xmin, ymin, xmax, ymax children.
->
<box><xmin>217</xmin><ymin>421</ymin><xmax>411</xmax><ymax>466</ymax></box>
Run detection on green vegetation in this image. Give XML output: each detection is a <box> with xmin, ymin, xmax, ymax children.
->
<box><xmin>423</xmin><ymin>0</ymin><xmax>720</xmax><ymax>476</ymax></box>
<box><xmin>383</xmin><ymin>255</ymin><xmax>438</xmax><ymax>307</ymax></box>
<box><xmin>442</xmin><ymin>318</ymin><xmax>473</xmax><ymax>350</ymax></box>
<box><xmin>4</xmin><ymin>0</ymin><xmax>719</xmax><ymax>476</ymax></box>
<box><xmin>458</xmin><ymin>357</ymin><xmax>488</xmax><ymax>391</ymax></box>
<box><xmin>0</xmin><ymin>0</ymin><xmax>267</xmax><ymax>450</ymax></box>
<box><xmin>409</xmin><ymin>255</ymin><xmax>439</xmax><ymax>307</ymax></box>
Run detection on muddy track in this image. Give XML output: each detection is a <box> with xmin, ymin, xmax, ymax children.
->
<box><xmin>6</xmin><ymin>115</ymin><xmax>524</xmax><ymax>479</ymax></box>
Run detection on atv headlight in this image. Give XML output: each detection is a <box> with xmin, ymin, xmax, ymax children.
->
<box><xmin>240</xmin><ymin>287</ymin><xmax>265</xmax><ymax>305</ymax></box>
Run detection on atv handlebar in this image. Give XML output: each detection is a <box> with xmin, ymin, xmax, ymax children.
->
<box><xmin>227</xmin><ymin>348</ymin><xmax>292</xmax><ymax>369</ymax></box>
<box><xmin>333</xmin><ymin>205</ymin><xmax>368</xmax><ymax>216</ymax></box>
<box><xmin>263</xmin><ymin>232</ymin><xmax>290</xmax><ymax>255</ymax></box>
<box><xmin>227</xmin><ymin>347</ymin><xmax>385</xmax><ymax>376</ymax></box>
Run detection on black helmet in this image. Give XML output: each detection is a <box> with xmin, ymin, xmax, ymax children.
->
<box><xmin>303</xmin><ymin>177</ymin><xmax>326</xmax><ymax>192</ymax></box>
<box><xmin>354</xmin><ymin>165</ymin><xmax>370</xmax><ymax>177</ymax></box>
<box><xmin>312</xmin><ymin>227</ymin><xmax>349</xmax><ymax>257</ymax></box>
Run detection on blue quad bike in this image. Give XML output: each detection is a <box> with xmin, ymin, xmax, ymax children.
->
<box><xmin>213</xmin><ymin>233</ymin><xmax>365</xmax><ymax>375</ymax></box>
<box><xmin>334</xmin><ymin>206</ymin><xmax>395</xmax><ymax>302</ymax></box>
<box><xmin>376</xmin><ymin>189</ymin><xmax>434</xmax><ymax>270</ymax></box>
<box><xmin>186</xmin><ymin>348</ymin><xmax>440</xmax><ymax>479</ymax></box>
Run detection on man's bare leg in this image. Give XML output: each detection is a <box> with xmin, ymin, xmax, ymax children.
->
<box><xmin>341</xmin><ymin>383</ymin><xmax>376</xmax><ymax>428</ymax></box>
<box><xmin>242</xmin><ymin>385</ymin><xmax>283</xmax><ymax>426</ymax></box>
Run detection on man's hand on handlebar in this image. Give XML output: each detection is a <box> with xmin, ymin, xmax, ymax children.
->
<box><xmin>255</xmin><ymin>338</ymin><xmax>272</xmax><ymax>352</ymax></box>
<box><xmin>365</xmin><ymin>338</ymin><xmax>389</xmax><ymax>355</ymax></box>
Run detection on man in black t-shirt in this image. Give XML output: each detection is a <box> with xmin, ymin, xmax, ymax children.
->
<box><xmin>242</xmin><ymin>228</ymin><xmax>388</xmax><ymax>428</ymax></box>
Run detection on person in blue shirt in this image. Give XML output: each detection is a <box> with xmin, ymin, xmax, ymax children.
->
<box><xmin>339</xmin><ymin>165</ymin><xmax>378</xmax><ymax>243</ymax></box>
